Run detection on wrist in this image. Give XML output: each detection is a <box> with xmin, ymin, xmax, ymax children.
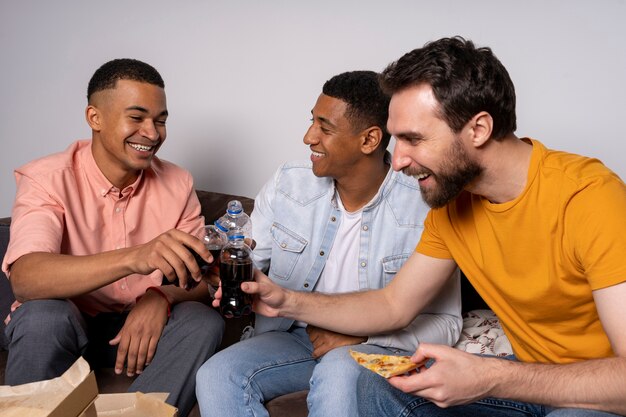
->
<box><xmin>282</xmin><ymin>288</ymin><xmax>299</xmax><ymax>318</ymax></box>
<box><xmin>139</xmin><ymin>286</ymin><xmax>172</xmax><ymax>317</ymax></box>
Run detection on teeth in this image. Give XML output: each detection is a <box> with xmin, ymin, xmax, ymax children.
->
<box><xmin>414</xmin><ymin>173</ymin><xmax>429</xmax><ymax>180</ymax></box>
<box><xmin>129</xmin><ymin>143</ymin><xmax>153</xmax><ymax>152</ymax></box>
<box><xmin>312</xmin><ymin>151</ymin><xmax>324</xmax><ymax>157</ymax></box>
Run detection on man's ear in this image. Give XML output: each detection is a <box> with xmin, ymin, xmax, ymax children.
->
<box><xmin>467</xmin><ymin>111</ymin><xmax>493</xmax><ymax>148</ymax></box>
<box><xmin>361</xmin><ymin>126</ymin><xmax>383</xmax><ymax>155</ymax></box>
<box><xmin>85</xmin><ymin>105</ymin><xmax>102</xmax><ymax>132</ymax></box>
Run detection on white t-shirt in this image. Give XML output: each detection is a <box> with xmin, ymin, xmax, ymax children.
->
<box><xmin>295</xmin><ymin>194</ymin><xmax>363</xmax><ymax>328</ymax></box>
<box><xmin>313</xmin><ymin>196</ymin><xmax>362</xmax><ymax>294</ymax></box>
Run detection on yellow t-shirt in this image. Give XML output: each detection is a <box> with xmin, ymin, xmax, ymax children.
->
<box><xmin>417</xmin><ymin>139</ymin><xmax>626</xmax><ymax>364</ymax></box>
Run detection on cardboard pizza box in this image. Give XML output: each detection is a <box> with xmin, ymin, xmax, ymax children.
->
<box><xmin>0</xmin><ymin>357</ymin><xmax>98</xmax><ymax>417</ymax></box>
<box><xmin>80</xmin><ymin>392</ymin><xmax>177</xmax><ymax>417</ymax></box>
<box><xmin>0</xmin><ymin>358</ymin><xmax>177</xmax><ymax>417</ymax></box>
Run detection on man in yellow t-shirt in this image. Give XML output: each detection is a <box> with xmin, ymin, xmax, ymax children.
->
<box><xmin>234</xmin><ymin>37</ymin><xmax>626</xmax><ymax>416</ymax></box>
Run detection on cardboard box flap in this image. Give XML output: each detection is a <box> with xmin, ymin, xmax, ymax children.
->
<box><xmin>0</xmin><ymin>357</ymin><xmax>98</xmax><ymax>417</ymax></box>
<box><xmin>94</xmin><ymin>392</ymin><xmax>177</xmax><ymax>417</ymax></box>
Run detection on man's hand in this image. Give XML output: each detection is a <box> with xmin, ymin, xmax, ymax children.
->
<box><xmin>109</xmin><ymin>289</ymin><xmax>169</xmax><ymax>377</ymax></box>
<box><xmin>213</xmin><ymin>269</ymin><xmax>288</xmax><ymax>314</ymax></box>
<box><xmin>387</xmin><ymin>343</ymin><xmax>496</xmax><ymax>407</ymax></box>
<box><xmin>306</xmin><ymin>325</ymin><xmax>367</xmax><ymax>358</ymax></box>
<box><xmin>132</xmin><ymin>229</ymin><xmax>212</xmax><ymax>290</ymax></box>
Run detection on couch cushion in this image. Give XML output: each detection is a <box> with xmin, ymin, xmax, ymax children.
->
<box><xmin>196</xmin><ymin>190</ymin><xmax>254</xmax><ymax>225</ymax></box>
<box><xmin>0</xmin><ymin>219</ymin><xmax>12</xmax><ymax>351</ymax></box>
<box><xmin>265</xmin><ymin>390</ymin><xmax>309</xmax><ymax>417</ymax></box>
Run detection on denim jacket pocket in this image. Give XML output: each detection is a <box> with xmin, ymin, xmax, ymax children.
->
<box><xmin>381</xmin><ymin>253</ymin><xmax>411</xmax><ymax>285</ymax></box>
<box><xmin>269</xmin><ymin>224</ymin><xmax>308</xmax><ymax>280</ymax></box>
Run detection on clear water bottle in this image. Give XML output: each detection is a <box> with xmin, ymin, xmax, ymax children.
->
<box><xmin>219</xmin><ymin>226</ymin><xmax>253</xmax><ymax>318</ymax></box>
<box><xmin>214</xmin><ymin>200</ymin><xmax>252</xmax><ymax>240</ymax></box>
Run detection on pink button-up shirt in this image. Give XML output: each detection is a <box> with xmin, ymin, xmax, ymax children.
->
<box><xmin>2</xmin><ymin>140</ymin><xmax>204</xmax><ymax>318</ymax></box>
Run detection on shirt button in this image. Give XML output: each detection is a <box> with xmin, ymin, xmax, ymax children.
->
<box><xmin>115</xmin><ymin>246</ymin><xmax>121</xmax><ymax>250</ymax></box>
<box><xmin>303</xmin><ymin>283</ymin><xmax>309</xmax><ymax>288</ymax></box>
<box><xmin>360</xmin><ymin>261</ymin><xmax>367</xmax><ymax>267</ymax></box>
<box><xmin>120</xmin><ymin>283</ymin><xmax>127</xmax><ymax>290</ymax></box>
<box><xmin>100</xmin><ymin>189</ymin><xmax>106</xmax><ymax>196</ymax></box>
<box><xmin>115</xmin><ymin>207</ymin><xmax>121</xmax><ymax>213</ymax></box>
<box><xmin>319</xmin><ymin>251</ymin><xmax>325</xmax><ymax>256</ymax></box>
<box><xmin>362</xmin><ymin>225</ymin><xmax>369</xmax><ymax>231</ymax></box>
<box><xmin>331</xmin><ymin>216</ymin><xmax>336</xmax><ymax>222</ymax></box>
<box><xmin>281</xmin><ymin>243</ymin><xmax>287</xmax><ymax>248</ymax></box>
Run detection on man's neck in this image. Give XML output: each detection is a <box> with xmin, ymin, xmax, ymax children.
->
<box><xmin>468</xmin><ymin>136</ymin><xmax>533</xmax><ymax>204</ymax></box>
<box><xmin>335</xmin><ymin>158</ymin><xmax>390</xmax><ymax>212</ymax></box>
<box><xmin>90</xmin><ymin>140</ymin><xmax>141</xmax><ymax>190</ymax></box>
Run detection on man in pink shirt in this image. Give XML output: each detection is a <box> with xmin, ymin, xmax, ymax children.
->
<box><xmin>1</xmin><ymin>59</ymin><xmax>223</xmax><ymax>417</ymax></box>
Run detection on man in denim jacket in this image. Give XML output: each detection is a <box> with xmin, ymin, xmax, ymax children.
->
<box><xmin>196</xmin><ymin>71</ymin><xmax>462</xmax><ymax>417</ymax></box>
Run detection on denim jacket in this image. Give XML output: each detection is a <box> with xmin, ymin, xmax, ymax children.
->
<box><xmin>251</xmin><ymin>157</ymin><xmax>462</xmax><ymax>352</ymax></box>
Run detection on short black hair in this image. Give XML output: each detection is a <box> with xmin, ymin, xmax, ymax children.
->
<box><xmin>322</xmin><ymin>70</ymin><xmax>392</xmax><ymax>149</ymax></box>
<box><xmin>380</xmin><ymin>36</ymin><xmax>516</xmax><ymax>140</ymax></box>
<box><xmin>87</xmin><ymin>58</ymin><xmax>164</xmax><ymax>101</ymax></box>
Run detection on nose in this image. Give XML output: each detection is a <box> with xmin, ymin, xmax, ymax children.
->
<box><xmin>140</xmin><ymin>120</ymin><xmax>161</xmax><ymax>142</ymax></box>
<box><xmin>303</xmin><ymin>124</ymin><xmax>318</xmax><ymax>145</ymax></box>
<box><xmin>391</xmin><ymin>139</ymin><xmax>411</xmax><ymax>172</ymax></box>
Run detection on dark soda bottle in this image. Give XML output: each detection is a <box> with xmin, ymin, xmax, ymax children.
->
<box><xmin>207</xmin><ymin>246</ymin><xmax>222</xmax><ymax>267</ymax></box>
<box><xmin>219</xmin><ymin>227</ymin><xmax>253</xmax><ymax>318</ymax></box>
<box><xmin>177</xmin><ymin>225</ymin><xmax>226</xmax><ymax>290</ymax></box>
<box><xmin>202</xmin><ymin>225</ymin><xmax>227</xmax><ymax>268</ymax></box>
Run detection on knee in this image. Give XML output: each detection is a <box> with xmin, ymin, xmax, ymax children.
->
<box><xmin>312</xmin><ymin>347</ymin><xmax>358</xmax><ymax>381</ymax></box>
<box><xmin>196</xmin><ymin>358</ymin><xmax>215</xmax><ymax>390</ymax></box>
<box><xmin>9</xmin><ymin>300</ymin><xmax>79</xmax><ymax>339</ymax></box>
<box><xmin>171</xmin><ymin>301</ymin><xmax>225</xmax><ymax>341</ymax></box>
<box><xmin>356</xmin><ymin>369</ymin><xmax>384</xmax><ymax>398</ymax></box>
<box><xmin>196</xmin><ymin>350</ymin><xmax>240</xmax><ymax>392</ymax></box>
<box><xmin>310</xmin><ymin>347</ymin><xmax>359</xmax><ymax>395</ymax></box>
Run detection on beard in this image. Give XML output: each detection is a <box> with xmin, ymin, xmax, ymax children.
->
<box><xmin>404</xmin><ymin>138</ymin><xmax>482</xmax><ymax>209</ymax></box>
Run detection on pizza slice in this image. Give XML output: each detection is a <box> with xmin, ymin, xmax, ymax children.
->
<box><xmin>349</xmin><ymin>349</ymin><xmax>418</xmax><ymax>378</ymax></box>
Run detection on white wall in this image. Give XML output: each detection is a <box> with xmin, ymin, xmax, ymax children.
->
<box><xmin>1</xmin><ymin>0</ymin><xmax>625</xmax><ymax>217</ymax></box>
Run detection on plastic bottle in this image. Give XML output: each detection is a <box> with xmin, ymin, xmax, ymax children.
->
<box><xmin>219</xmin><ymin>226</ymin><xmax>254</xmax><ymax>318</ymax></box>
<box><xmin>179</xmin><ymin>225</ymin><xmax>227</xmax><ymax>290</ymax></box>
<box><xmin>214</xmin><ymin>200</ymin><xmax>252</xmax><ymax>240</ymax></box>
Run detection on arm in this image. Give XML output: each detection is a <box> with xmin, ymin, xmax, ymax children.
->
<box><xmin>389</xmin><ymin>281</ymin><xmax>626</xmax><ymax>414</ymax></box>
<box><xmin>7</xmin><ymin>168</ymin><xmax>211</xmax><ymax>299</ymax></box>
<box><xmin>110</xmin><ymin>279</ymin><xmax>211</xmax><ymax>376</ymax></box>
<box><xmin>10</xmin><ymin>228</ymin><xmax>212</xmax><ymax>302</ymax></box>
<box><xmin>365</xmin><ymin>268</ymin><xmax>462</xmax><ymax>351</ymax></box>
<box><xmin>105</xmin><ymin>181</ymin><xmax>213</xmax><ymax>376</ymax></box>
<box><xmin>243</xmin><ymin>252</ymin><xmax>458</xmax><ymax>336</ymax></box>
<box><xmin>307</xmin><ymin>268</ymin><xmax>462</xmax><ymax>357</ymax></box>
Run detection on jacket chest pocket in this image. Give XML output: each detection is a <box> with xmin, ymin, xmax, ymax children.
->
<box><xmin>269</xmin><ymin>224</ymin><xmax>308</xmax><ymax>280</ymax></box>
<box><xmin>381</xmin><ymin>253</ymin><xmax>411</xmax><ymax>285</ymax></box>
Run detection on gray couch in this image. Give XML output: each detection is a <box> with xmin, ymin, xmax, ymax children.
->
<box><xmin>0</xmin><ymin>189</ymin><xmax>487</xmax><ymax>417</ymax></box>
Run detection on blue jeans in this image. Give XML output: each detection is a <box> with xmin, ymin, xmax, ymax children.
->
<box><xmin>357</xmin><ymin>367</ymin><xmax>622</xmax><ymax>417</ymax></box>
<box><xmin>195</xmin><ymin>326</ymin><xmax>411</xmax><ymax>417</ymax></box>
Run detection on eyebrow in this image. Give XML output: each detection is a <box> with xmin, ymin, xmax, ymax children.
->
<box><xmin>393</xmin><ymin>130</ymin><xmax>424</xmax><ymax>141</ymax></box>
<box><xmin>125</xmin><ymin>105</ymin><xmax>168</xmax><ymax>117</ymax></box>
<box><xmin>311</xmin><ymin>110</ymin><xmax>337</xmax><ymax>129</ymax></box>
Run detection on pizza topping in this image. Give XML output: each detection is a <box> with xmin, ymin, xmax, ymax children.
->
<box><xmin>349</xmin><ymin>349</ymin><xmax>418</xmax><ymax>378</ymax></box>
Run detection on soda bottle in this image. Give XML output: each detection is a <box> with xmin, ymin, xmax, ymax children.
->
<box><xmin>219</xmin><ymin>226</ymin><xmax>253</xmax><ymax>318</ymax></box>
<box><xmin>214</xmin><ymin>200</ymin><xmax>252</xmax><ymax>240</ymax></box>
<box><xmin>201</xmin><ymin>224</ymin><xmax>228</xmax><ymax>269</ymax></box>
<box><xmin>178</xmin><ymin>225</ymin><xmax>227</xmax><ymax>290</ymax></box>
